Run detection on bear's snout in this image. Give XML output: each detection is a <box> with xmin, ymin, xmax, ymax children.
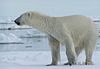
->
<box><xmin>14</xmin><ymin>19</ymin><xmax>20</xmax><ymax>25</ymax></box>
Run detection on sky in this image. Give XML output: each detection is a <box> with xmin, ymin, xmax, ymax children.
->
<box><xmin>0</xmin><ymin>0</ymin><xmax>100</xmax><ymax>17</ymax></box>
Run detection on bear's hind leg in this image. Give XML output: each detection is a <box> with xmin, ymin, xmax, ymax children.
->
<box><xmin>84</xmin><ymin>35</ymin><xmax>97</xmax><ymax>65</ymax></box>
<box><xmin>75</xmin><ymin>46</ymin><xmax>84</xmax><ymax>57</ymax></box>
<box><xmin>75</xmin><ymin>40</ymin><xmax>84</xmax><ymax>57</ymax></box>
<box><xmin>64</xmin><ymin>36</ymin><xmax>77</xmax><ymax>65</ymax></box>
<box><xmin>47</xmin><ymin>35</ymin><xmax>60</xmax><ymax>66</ymax></box>
<box><xmin>85</xmin><ymin>42</ymin><xmax>96</xmax><ymax>65</ymax></box>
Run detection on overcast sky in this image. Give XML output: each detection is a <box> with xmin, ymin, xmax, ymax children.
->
<box><xmin>0</xmin><ymin>0</ymin><xmax>100</xmax><ymax>17</ymax></box>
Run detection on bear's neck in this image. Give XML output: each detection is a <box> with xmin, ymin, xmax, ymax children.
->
<box><xmin>32</xmin><ymin>15</ymin><xmax>55</xmax><ymax>34</ymax></box>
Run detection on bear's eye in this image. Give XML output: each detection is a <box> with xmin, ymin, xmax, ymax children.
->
<box><xmin>27</xmin><ymin>12</ymin><xmax>31</xmax><ymax>17</ymax></box>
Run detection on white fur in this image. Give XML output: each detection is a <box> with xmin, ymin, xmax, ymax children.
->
<box><xmin>15</xmin><ymin>11</ymin><xmax>98</xmax><ymax>65</ymax></box>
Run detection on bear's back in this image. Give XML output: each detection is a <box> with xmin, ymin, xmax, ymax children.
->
<box><xmin>55</xmin><ymin>15</ymin><xmax>93</xmax><ymax>33</ymax></box>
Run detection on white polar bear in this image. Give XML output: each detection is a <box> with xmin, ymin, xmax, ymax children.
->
<box><xmin>14</xmin><ymin>11</ymin><xmax>98</xmax><ymax>66</ymax></box>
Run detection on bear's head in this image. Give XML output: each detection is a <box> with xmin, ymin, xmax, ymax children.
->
<box><xmin>14</xmin><ymin>12</ymin><xmax>33</xmax><ymax>26</ymax></box>
<box><xmin>15</xmin><ymin>11</ymin><xmax>43</xmax><ymax>26</ymax></box>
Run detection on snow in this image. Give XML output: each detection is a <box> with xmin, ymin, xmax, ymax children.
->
<box><xmin>0</xmin><ymin>51</ymin><xmax>100</xmax><ymax>69</ymax></box>
<box><xmin>0</xmin><ymin>33</ymin><xmax>22</xmax><ymax>43</ymax></box>
<box><xmin>0</xmin><ymin>17</ymin><xmax>100</xmax><ymax>69</ymax></box>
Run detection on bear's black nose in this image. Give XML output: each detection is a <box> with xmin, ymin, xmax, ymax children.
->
<box><xmin>14</xmin><ymin>20</ymin><xmax>20</xmax><ymax>25</ymax></box>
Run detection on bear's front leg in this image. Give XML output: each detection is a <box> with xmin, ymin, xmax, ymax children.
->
<box><xmin>47</xmin><ymin>35</ymin><xmax>60</xmax><ymax>66</ymax></box>
<box><xmin>64</xmin><ymin>36</ymin><xmax>77</xmax><ymax>65</ymax></box>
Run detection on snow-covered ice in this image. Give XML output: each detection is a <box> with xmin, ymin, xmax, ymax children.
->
<box><xmin>0</xmin><ymin>17</ymin><xmax>100</xmax><ymax>69</ymax></box>
<box><xmin>0</xmin><ymin>51</ymin><xmax>100</xmax><ymax>69</ymax></box>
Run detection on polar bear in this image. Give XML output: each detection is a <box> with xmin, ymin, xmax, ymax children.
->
<box><xmin>14</xmin><ymin>11</ymin><xmax>98</xmax><ymax>66</ymax></box>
